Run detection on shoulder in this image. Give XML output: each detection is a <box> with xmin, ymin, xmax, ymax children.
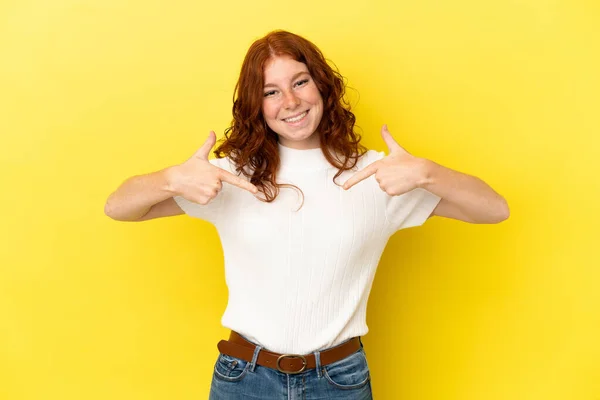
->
<box><xmin>210</xmin><ymin>156</ymin><xmax>255</xmax><ymax>187</ymax></box>
<box><xmin>333</xmin><ymin>149</ymin><xmax>383</xmax><ymax>186</ymax></box>
<box><xmin>209</xmin><ymin>156</ymin><xmax>240</xmax><ymax>175</ymax></box>
<box><xmin>355</xmin><ymin>149</ymin><xmax>385</xmax><ymax>169</ymax></box>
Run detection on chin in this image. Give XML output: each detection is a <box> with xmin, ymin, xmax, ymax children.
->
<box><xmin>289</xmin><ymin>127</ymin><xmax>318</xmax><ymax>138</ymax></box>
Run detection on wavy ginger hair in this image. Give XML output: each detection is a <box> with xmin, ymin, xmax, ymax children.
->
<box><xmin>214</xmin><ymin>30</ymin><xmax>367</xmax><ymax>203</ymax></box>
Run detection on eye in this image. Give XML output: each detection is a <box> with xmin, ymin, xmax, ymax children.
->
<box><xmin>294</xmin><ymin>79</ymin><xmax>309</xmax><ymax>87</ymax></box>
<box><xmin>264</xmin><ymin>90</ymin><xmax>277</xmax><ymax>97</ymax></box>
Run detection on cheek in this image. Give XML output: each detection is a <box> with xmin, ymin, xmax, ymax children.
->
<box><xmin>310</xmin><ymin>93</ymin><xmax>324</xmax><ymax>113</ymax></box>
<box><xmin>310</xmin><ymin>90</ymin><xmax>324</xmax><ymax>108</ymax></box>
<box><xmin>262</xmin><ymin>102</ymin><xmax>278</xmax><ymax>120</ymax></box>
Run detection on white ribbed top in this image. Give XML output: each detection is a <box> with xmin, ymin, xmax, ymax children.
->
<box><xmin>174</xmin><ymin>143</ymin><xmax>441</xmax><ymax>354</ymax></box>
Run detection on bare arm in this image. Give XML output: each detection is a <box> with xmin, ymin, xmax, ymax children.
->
<box><xmin>343</xmin><ymin>125</ymin><xmax>508</xmax><ymax>225</ymax></box>
<box><xmin>104</xmin><ymin>167</ymin><xmax>183</xmax><ymax>221</ymax></box>
<box><xmin>423</xmin><ymin>160</ymin><xmax>509</xmax><ymax>224</ymax></box>
<box><xmin>104</xmin><ymin>131</ymin><xmax>258</xmax><ymax>222</ymax></box>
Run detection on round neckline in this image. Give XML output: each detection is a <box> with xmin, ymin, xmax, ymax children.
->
<box><xmin>277</xmin><ymin>142</ymin><xmax>332</xmax><ymax>172</ymax></box>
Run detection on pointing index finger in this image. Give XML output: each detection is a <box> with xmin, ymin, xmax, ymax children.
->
<box><xmin>218</xmin><ymin>169</ymin><xmax>259</xmax><ymax>194</ymax></box>
<box><xmin>343</xmin><ymin>163</ymin><xmax>378</xmax><ymax>190</ymax></box>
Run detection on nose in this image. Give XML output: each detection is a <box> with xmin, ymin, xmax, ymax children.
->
<box><xmin>283</xmin><ymin>90</ymin><xmax>300</xmax><ymax>109</ymax></box>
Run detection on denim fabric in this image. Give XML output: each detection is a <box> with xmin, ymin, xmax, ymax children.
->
<box><xmin>209</xmin><ymin>335</ymin><xmax>373</xmax><ymax>399</ymax></box>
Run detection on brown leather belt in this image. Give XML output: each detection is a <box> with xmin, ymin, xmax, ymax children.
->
<box><xmin>217</xmin><ymin>331</ymin><xmax>362</xmax><ymax>375</ymax></box>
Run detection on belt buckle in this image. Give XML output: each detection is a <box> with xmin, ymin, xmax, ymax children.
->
<box><xmin>276</xmin><ymin>354</ymin><xmax>307</xmax><ymax>374</ymax></box>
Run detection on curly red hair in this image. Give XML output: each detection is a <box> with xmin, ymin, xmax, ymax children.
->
<box><xmin>214</xmin><ymin>30</ymin><xmax>367</xmax><ymax>203</ymax></box>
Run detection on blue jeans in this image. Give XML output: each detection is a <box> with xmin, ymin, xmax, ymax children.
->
<box><xmin>209</xmin><ymin>335</ymin><xmax>373</xmax><ymax>399</ymax></box>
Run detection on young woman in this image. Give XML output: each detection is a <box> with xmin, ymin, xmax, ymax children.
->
<box><xmin>105</xmin><ymin>30</ymin><xmax>509</xmax><ymax>399</ymax></box>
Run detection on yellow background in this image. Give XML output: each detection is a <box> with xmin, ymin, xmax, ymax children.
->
<box><xmin>1</xmin><ymin>0</ymin><xmax>598</xmax><ymax>399</ymax></box>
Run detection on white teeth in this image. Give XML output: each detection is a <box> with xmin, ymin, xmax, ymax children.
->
<box><xmin>284</xmin><ymin>111</ymin><xmax>307</xmax><ymax>123</ymax></box>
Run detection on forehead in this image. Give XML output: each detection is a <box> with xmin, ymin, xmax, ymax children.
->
<box><xmin>263</xmin><ymin>55</ymin><xmax>309</xmax><ymax>84</ymax></box>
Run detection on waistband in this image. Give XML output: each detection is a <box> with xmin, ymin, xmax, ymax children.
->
<box><xmin>217</xmin><ymin>330</ymin><xmax>362</xmax><ymax>375</ymax></box>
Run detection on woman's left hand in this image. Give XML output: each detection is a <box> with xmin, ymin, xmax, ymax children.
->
<box><xmin>343</xmin><ymin>125</ymin><xmax>430</xmax><ymax>196</ymax></box>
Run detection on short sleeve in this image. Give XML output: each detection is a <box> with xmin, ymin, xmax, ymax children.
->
<box><xmin>172</xmin><ymin>158</ymin><xmax>232</xmax><ymax>225</ymax></box>
<box><xmin>385</xmin><ymin>187</ymin><xmax>441</xmax><ymax>231</ymax></box>
<box><xmin>363</xmin><ymin>151</ymin><xmax>441</xmax><ymax>231</ymax></box>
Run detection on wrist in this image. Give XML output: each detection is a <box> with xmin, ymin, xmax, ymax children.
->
<box><xmin>162</xmin><ymin>166</ymin><xmax>181</xmax><ymax>196</ymax></box>
<box><xmin>416</xmin><ymin>158</ymin><xmax>436</xmax><ymax>189</ymax></box>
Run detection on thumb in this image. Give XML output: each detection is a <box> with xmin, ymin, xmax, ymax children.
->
<box><xmin>381</xmin><ymin>124</ymin><xmax>407</xmax><ymax>155</ymax></box>
<box><xmin>193</xmin><ymin>131</ymin><xmax>216</xmax><ymax>160</ymax></box>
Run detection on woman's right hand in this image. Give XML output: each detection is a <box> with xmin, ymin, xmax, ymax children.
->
<box><xmin>168</xmin><ymin>131</ymin><xmax>258</xmax><ymax>205</ymax></box>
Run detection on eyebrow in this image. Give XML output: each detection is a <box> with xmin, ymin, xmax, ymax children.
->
<box><xmin>264</xmin><ymin>71</ymin><xmax>309</xmax><ymax>88</ymax></box>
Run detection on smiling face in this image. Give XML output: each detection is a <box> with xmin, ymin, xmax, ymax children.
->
<box><xmin>262</xmin><ymin>55</ymin><xmax>324</xmax><ymax>149</ymax></box>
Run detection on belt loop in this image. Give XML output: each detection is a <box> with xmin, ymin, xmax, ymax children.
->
<box><xmin>313</xmin><ymin>350</ymin><xmax>322</xmax><ymax>378</ymax></box>
<box><xmin>249</xmin><ymin>344</ymin><xmax>262</xmax><ymax>373</ymax></box>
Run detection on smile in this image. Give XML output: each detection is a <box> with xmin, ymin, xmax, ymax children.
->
<box><xmin>283</xmin><ymin>110</ymin><xmax>309</xmax><ymax>123</ymax></box>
